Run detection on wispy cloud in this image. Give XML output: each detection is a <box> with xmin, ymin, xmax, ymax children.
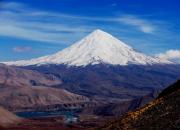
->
<box><xmin>13</xmin><ymin>46</ymin><xmax>32</xmax><ymax>53</ymax></box>
<box><xmin>0</xmin><ymin>2</ymin><xmax>93</xmax><ymax>44</ymax></box>
<box><xmin>118</xmin><ymin>15</ymin><xmax>155</xmax><ymax>34</ymax></box>
<box><xmin>0</xmin><ymin>2</ymin><xmax>165</xmax><ymax>44</ymax></box>
<box><xmin>111</xmin><ymin>3</ymin><xmax>118</xmax><ymax>7</ymax></box>
<box><xmin>0</xmin><ymin>24</ymin><xmax>86</xmax><ymax>43</ymax></box>
<box><xmin>0</xmin><ymin>2</ymin><xmax>23</xmax><ymax>9</ymax></box>
<box><xmin>156</xmin><ymin>50</ymin><xmax>180</xmax><ymax>63</ymax></box>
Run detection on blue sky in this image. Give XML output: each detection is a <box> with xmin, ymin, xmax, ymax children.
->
<box><xmin>0</xmin><ymin>0</ymin><xmax>180</xmax><ymax>62</ymax></box>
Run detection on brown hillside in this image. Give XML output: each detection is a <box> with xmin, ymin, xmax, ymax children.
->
<box><xmin>0</xmin><ymin>64</ymin><xmax>89</xmax><ymax>111</ymax></box>
<box><xmin>0</xmin><ymin>107</ymin><xmax>21</xmax><ymax>128</ymax></box>
<box><xmin>100</xmin><ymin>80</ymin><xmax>180</xmax><ymax>130</ymax></box>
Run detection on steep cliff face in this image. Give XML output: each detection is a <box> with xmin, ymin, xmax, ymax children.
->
<box><xmin>101</xmin><ymin>80</ymin><xmax>180</xmax><ymax>130</ymax></box>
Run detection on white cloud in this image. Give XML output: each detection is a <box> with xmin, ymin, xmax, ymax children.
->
<box><xmin>111</xmin><ymin>3</ymin><xmax>117</xmax><ymax>7</ymax></box>
<box><xmin>0</xmin><ymin>2</ymin><xmax>160</xmax><ymax>44</ymax></box>
<box><xmin>0</xmin><ymin>2</ymin><xmax>92</xmax><ymax>44</ymax></box>
<box><xmin>0</xmin><ymin>2</ymin><xmax>23</xmax><ymax>9</ymax></box>
<box><xmin>0</xmin><ymin>24</ymin><xmax>82</xmax><ymax>43</ymax></box>
<box><xmin>13</xmin><ymin>46</ymin><xmax>32</xmax><ymax>53</ymax></box>
<box><xmin>156</xmin><ymin>50</ymin><xmax>180</xmax><ymax>63</ymax></box>
<box><xmin>118</xmin><ymin>15</ymin><xmax>155</xmax><ymax>34</ymax></box>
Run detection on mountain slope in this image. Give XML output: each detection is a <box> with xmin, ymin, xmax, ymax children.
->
<box><xmin>0</xmin><ymin>86</ymin><xmax>89</xmax><ymax>111</ymax></box>
<box><xmin>100</xmin><ymin>80</ymin><xmax>180</xmax><ymax>130</ymax></box>
<box><xmin>0</xmin><ymin>106</ymin><xmax>21</xmax><ymax>127</ymax></box>
<box><xmin>3</xmin><ymin>29</ymin><xmax>171</xmax><ymax>66</ymax></box>
<box><xmin>0</xmin><ymin>63</ymin><xmax>61</xmax><ymax>87</ymax></box>
<box><xmin>0</xmin><ymin>64</ymin><xmax>89</xmax><ymax>111</ymax></box>
<box><xmin>24</xmin><ymin>64</ymin><xmax>180</xmax><ymax>116</ymax></box>
<box><xmin>26</xmin><ymin>64</ymin><xmax>180</xmax><ymax>99</ymax></box>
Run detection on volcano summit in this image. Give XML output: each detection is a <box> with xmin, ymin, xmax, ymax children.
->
<box><xmin>4</xmin><ymin>29</ymin><xmax>171</xmax><ymax>66</ymax></box>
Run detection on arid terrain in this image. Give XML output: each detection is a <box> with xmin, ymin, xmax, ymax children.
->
<box><xmin>100</xmin><ymin>80</ymin><xmax>180</xmax><ymax>130</ymax></box>
<box><xmin>0</xmin><ymin>64</ymin><xmax>89</xmax><ymax>111</ymax></box>
<box><xmin>0</xmin><ymin>80</ymin><xmax>179</xmax><ymax>130</ymax></box>
<box><xmin>0</xmin><ymin>0</ymin><xmax>180</xmax><ymax>129</ymax></box>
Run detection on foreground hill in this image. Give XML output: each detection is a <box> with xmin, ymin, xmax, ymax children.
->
<box><xmin>100</xmin><ymin>80</ymin><xmax>180</xmax><ymax>130</ymax></box>
<box><xmin>0</xmin><ymin>107</ymin><xmax>21</xmax><ymax>128</ymax></box>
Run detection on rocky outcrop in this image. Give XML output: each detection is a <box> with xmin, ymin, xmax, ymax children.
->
<box><xmin>100</xmin><ymin>80</ymin><xmax>180</xmax><ymax>130</ymax></box>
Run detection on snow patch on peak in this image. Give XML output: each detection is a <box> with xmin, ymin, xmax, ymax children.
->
<box><xmin>3</xmin><ymin>29</ymin><xmax>172</xmax><ymax>66</ymax></box>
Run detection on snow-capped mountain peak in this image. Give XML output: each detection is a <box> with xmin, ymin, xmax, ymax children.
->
<box><xmin>3</xmin><ymin>29</ymin><xmax>171</xmax><ymax>66</ymax></box>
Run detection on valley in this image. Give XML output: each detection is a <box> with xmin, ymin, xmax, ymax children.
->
<box><xmin>0</xmin><ymin>80</ymin><xmax>179</xmax><ymax>130</ymax></box>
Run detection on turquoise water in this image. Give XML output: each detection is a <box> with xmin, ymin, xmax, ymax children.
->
<box><xmin>16</xmin><ymin>109</ymin><xmax>80</xmax><ymax>123</ymax></box>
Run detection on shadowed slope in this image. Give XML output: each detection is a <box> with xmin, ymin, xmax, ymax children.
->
<box><xmin>100</xmin><ymin>80</ymin><xmax>180</xmax><ymax>130</ymax></box>
<box><xmin>158</xmin><ymin>80</ymin><xmax>180</xmax><ymax>98</ymax></box>
<box><xmin>23</xmin><ymin>64</ymin><xmax>180</xmax><ymax>116</ymax></box>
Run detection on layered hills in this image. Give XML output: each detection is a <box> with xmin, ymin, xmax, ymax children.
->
<box><xmin>0</xmin><ymin>30</ymin><xmax>179</xmax><ymax>129</ymax></box>
<box><xmin>2</xmin><ymin>30</ymin><xmax>179</xmax><ymax>115</ymax></box>
<box><xmin>0</xmin><ymin>64</ymin><xmax>89</xmax><ymax>111</ymax></box>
